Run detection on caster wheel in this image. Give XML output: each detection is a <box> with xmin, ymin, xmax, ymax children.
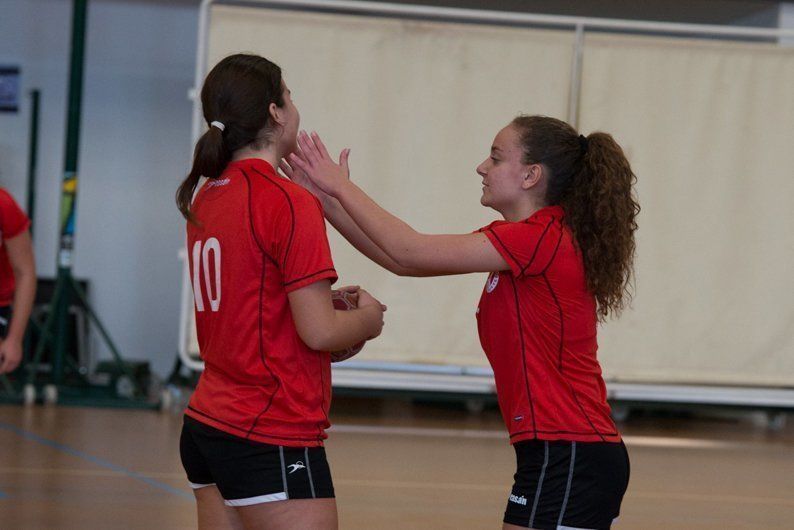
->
<box><xmin>115</xmin><ymin>375</ymin><xmax>135</xmax><ymax>399</ymax></box>
<box><xmin>23</xmin><ymin>384</ymin><xmax>36</xmax><ymax>405</ymax></box>
<box><xmin>465</xmin><ymin>399</ymin><xmax>485</xmax><ymax>414</ymax></box>
<box><xmin>766</xmin><ymin>411</ymin><xmax>787</xmax><ymax>431</ymax></box>
<box><xmin>43</xmin><ymin>384</ymin><xmax>58</xmax><ymax>405</ymax></box>
<box><xmin>159</xmin><ymin>388</ymin><xmax>174</xmax><ymax>411</ymax></box>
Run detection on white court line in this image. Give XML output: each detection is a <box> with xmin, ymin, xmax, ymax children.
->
<box><xmin>329</xmin><ymin>423</ymin><xmax>740</xmax><ymax>449</ymax></box>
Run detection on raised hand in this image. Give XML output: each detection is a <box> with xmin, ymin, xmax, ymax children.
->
<box><xmin>279</xmin><ymin>153</ymin><xmax>324</xmax><ymax>199</ymax></box>
<box><xmin>288</xmin><ymin>131</ymin><xmax>351</xmax><ymax>197</ymax></box>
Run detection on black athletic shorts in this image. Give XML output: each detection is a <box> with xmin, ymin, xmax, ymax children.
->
<box><xmin>180</xmin><ymin>415</ymin><xmax>335</xmax><ymax>506</ymax></box>
<box><xmin>0</xmin><ymin>305</ymin><xmax>10</xmax><ymax>338</ymax></box>
<box><xmin>504</xmin><ymin>439</ymin><xmax>630</xmax><ymax>530</ymax></box>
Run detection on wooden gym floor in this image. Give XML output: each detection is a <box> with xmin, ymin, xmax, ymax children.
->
<box><xmin>0</xmin><ymin>397</ymin><xmax>792</xmax><ymax>529</ymax></box>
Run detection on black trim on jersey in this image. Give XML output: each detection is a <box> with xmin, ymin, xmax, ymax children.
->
<box><xmin>485</xmin><ymin>228</ymin><xmax>522</xmax><ymax>271</ymax></box>
<box><xmin>187</xmin><ymin>406</ymin><xmax>323</xmax><ymax>443</ymax></box>
<box><xmin>284</xmin><ymin>268</ymin><xmax>337</xmax><ymax>287</ymax></box>
<box><xmin>250</xmin><ymin>167</ymin><xmax>295</xmax><ymax>270</ymax></box>
<box><xmin>509</xmin><ymin>274</ymin><xmax>537</xmax><ymax>436</ymax></box>
<box><xmin>242</xmin><ymin>171</ymin><xmax>283</xmax><ymax>437</ymax></box>
<box><xmin>527</xmin><ymin>221</ymin><xmax>564</xmax><ymax>278</ymax></box>
<box><xmin>509</xmin><ymin>427</ymin><xmax>619</xmax><ymax>438</ymax></box>
<box><xmin>535</xmin><ymin>222</ymin><xmax>607</xmax><ymax>442</ymax></box>
<box><xmin>519</xmin><ymin>217</ymin><xmax>555</xmax><ymax>276</ymax></box>
<box><xmin>543</xmin><ymin>274</ymin><xmax>566</xmax><ymax>371</ymax></box>
<box><xmin>247</xmin><ymin>257</ymin><xmax>282</xmax><ymax>437</ymax></box>
<box><xmin>239</xmin><ymin>169</ymin><xmax>278</xmax><ymax>265</ymax></box>
<box><xmin>515</xmin><ymin>218</ymin><xmax>609</xmax><ymax>442</ymax></box>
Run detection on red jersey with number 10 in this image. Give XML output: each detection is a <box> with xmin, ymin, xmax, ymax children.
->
<box><xmin>185</xmin><ymin>158</ymin><xmax>338</xmax><ymax>447</ymax></box>
<box><xmin>477</xmin><ymin>206</ymin><xmax>620</xmax><ymax>444</ymax></box>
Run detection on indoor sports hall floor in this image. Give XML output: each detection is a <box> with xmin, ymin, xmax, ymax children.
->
<box><xmin>0</xmin><ymin>398</ymin><xmax>792</xmax><ymax>529</ymax></box>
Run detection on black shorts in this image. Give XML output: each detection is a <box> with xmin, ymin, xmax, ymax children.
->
<box><xmin>504</xmin><ymin>439</ymin><xmax>630</xmax><ymax>530</ymax></box>
<box><xmin>180</xmin><ymin>415</ymin><xmax>335</xmax><ymax>506</ymax></box>
<box><xmin>0</xmin><ymin>306</ymin><xmax>10</xmax><ymax>338</ymax></box>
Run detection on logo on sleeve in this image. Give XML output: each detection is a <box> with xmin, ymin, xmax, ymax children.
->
<box><xmin>486</xmin><ymin>272</ymin><xmax>500</xmax><ymax>293</ymax></box>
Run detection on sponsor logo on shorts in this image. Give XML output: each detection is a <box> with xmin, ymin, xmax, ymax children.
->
<box><xmin>287</xmin><ymin>461</ymin><xmax>306</xmax><ymax>474</ymax></box>
<box><xmin>509</xmin><ymin>494</ymin><xmax>527</xmax><ymax>506</ymax></box>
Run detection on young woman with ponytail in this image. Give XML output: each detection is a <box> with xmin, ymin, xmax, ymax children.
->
<box><xmin>176</xmin><ymin>54</ymin><xmax>385</xmax><ymax>530</ymax></box>
<box><xmin>285</xmin><ymin>115</ymin><xmax>639</xmax><ymax>530</ymax></box>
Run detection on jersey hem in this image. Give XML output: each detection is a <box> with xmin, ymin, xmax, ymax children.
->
<box><xmin>184</xmin><ymin>408</ymin><xmax>326</xmax><ymax>448</ymax></box>
<box><xmin>509</xmin><ymin>431</ymin><xmax>622</xmax><ymax>445</ymax></box>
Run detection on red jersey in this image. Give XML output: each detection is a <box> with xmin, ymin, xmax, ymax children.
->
<box><xmin>0</xmin><ymin>188</ymin><xmax>31</xmax><ymax>306</ymax></box>
<box><xmin>185</xmin><ymin>158</ymin><xmax>338</xmax><ymax>447</ymax></box>
<box><xmin>477</xmin><ymin>206</ymin><xmax>620</xmax><ymax>444</ymax></box>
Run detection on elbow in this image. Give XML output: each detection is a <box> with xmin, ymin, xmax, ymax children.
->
<box><xmin>297</xmin><ymin>325</ymin><xmax>335</xmax><ymax>352</ymax></box>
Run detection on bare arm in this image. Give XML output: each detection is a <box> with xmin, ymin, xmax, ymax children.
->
<box><xmin>0</xmin><ymin>230</ymin><xmax>36</xmax><ymax>373</ymax></box>
<box><xmin>280</xmin><ymin>158</ymin><xmax>435</xmax><ymax>277</ymax></box>
<box><xmin>289</xmin><ymin>132</ymin><xmax>510</xmax><ymax>275</ymax></box>
<box><xmin>287</xmin><ymin>280</ymin><xmax>384</xmax><ymax>352</ymax></box>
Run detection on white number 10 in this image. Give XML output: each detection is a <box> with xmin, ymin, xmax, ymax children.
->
<box><xmin>192</xmin><ymin>238</ymin><xmax>221</xmax><ymax>312</ymax></box>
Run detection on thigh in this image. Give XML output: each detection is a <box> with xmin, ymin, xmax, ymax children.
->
<box><xmin>194</xmin><ymin>485</ymin><xmax>245</xmax><ymax>530</ymax></box>
<box><xmin>236</xmin><ymin>498</ymin><xmax>338</xmax><ymax>530</ymax></box>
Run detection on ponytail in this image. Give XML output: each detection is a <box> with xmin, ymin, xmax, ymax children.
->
<box><xmin>511</xmin><ymin>115</ymin><xmax>640</xmax><ymax>321</ymax></box>
<box><xmin>176</xmin><ymin>126</ymin><xmax>230</xmax><ymax>222</ymax></box>
<box><xmin>563</xmin><ymin>132</ymin><xmax>639</xmax><ymax>320</ymax></box>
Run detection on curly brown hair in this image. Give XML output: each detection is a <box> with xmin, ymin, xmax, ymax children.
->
<box><xmin>512</xmin><ymin>115</ymin><xmax>640</xmax><ymax>321</ymax></box>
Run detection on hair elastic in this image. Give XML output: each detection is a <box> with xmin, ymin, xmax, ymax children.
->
<box><xmin>210</xmin><ymin>120</ymin><xmax>226</xmax><ymax>132</ymax></box>
<box><xmin>578</xmin><ymin>134</ymin><xmax>589</xmax><ymax>153</ymax></box>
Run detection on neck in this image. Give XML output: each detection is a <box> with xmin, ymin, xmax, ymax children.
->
<box><xmin>500</xmin><ymin>196</ymin><xmax>547</xmax><ymax>222</ymax></box>
<box><xmin>231</xmin><ymin>143</ymin><xmax>281</xmax><ymax>170</ymax></box>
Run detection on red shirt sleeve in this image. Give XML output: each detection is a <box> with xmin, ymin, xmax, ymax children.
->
<box><xmin>268</xmin><ymin>188</ymin><xmax>338</xmax><ymax>293</ymax></box>
<box><xmin>480</xmin><ymin>214</ymin><xmax>563</xmax><ymax>278</ymax></box>
<box><xmin>0</xmin><ymin>189</ymin><xmax>31</xmax><ymax>240</ymax></box>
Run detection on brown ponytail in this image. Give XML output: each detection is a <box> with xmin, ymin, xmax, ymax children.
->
<box><xmin>176</xmin><ymin>54</ymin><xmax>285</xmax><ymax>222</ymax></box>
<box><xmin>512</xmin><ymin>115</ymin><xmax>640</xmax><ymax>321</ymax></box>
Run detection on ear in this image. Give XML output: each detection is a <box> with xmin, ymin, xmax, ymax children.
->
<box><xmin>521</xmin><ymin>163</ymin><xmax>543</xmax><ymax>190</ymax></box>
<box><xmin>269</xmin><ymin>102</ymin><xmax>285</xmax><ymax>127</ymax></box>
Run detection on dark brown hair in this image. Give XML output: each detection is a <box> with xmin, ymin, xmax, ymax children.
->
<box><xmin>512</xmin><ymin>115</ymin><xmax>640</xmax><ymax>321</ymax></box>
<box><xmin>176</xmin><ymin>54</ymin><xmax>285</xmax><ymax>221</ymax></box>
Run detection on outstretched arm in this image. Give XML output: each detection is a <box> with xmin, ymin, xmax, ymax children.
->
<box><xmin>281</xmin><ymin>157</ymin><xmax>437</xmax><ymax>277</ymax></box>
<box><xmin>289</xmin><ymin>132</ymin><xmax>509</xmax><ymax>276</ymax></box>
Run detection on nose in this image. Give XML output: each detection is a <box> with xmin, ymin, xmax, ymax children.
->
<box><xmin>476</xmin><ymin>160</ymin><xmax>487</xmax><ymax>178</ymax></box>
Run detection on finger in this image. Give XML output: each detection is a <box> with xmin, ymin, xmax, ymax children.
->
<box><xmin>298</xmin><ymin>131</ymin><xmax>321</xmax><ymax>163</ymax></box>
<box><xmin>337</xmin><ymin>285</ymin><xmax>360</xmax><ymax>293</ymax></box>
<box><xmin>279</xmin><ymin>159</ymin><xmax>294</xmax><ymax>178</ymax></box>
<box><xmin>288</xmin><ymin>152</ymin><xmax>310</xmax><ymax>173</ymax></box>
<box><xmin>339</xmin><ymin>148</ymin><xmax>351</xmax><ymax>174</ymax></box>
<box><xmin>310</xmin><ymin>131</ymin><xmax>332</xmax><ymax>161</ymax></box>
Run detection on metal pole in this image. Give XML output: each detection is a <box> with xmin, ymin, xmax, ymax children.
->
<box><xmin>27</xmin><ymin>90</ymin><xmax>40</xmax><ymax>235</ymax></box>
<box><xmin>567</xmin><ymin>24</ymin><xmax>585</xmax><ymax>129</ymax></box>
<box><xmin>53</xmin><ymin>0</ymin><xmax>88</xmax><ymax>384</ymax></box>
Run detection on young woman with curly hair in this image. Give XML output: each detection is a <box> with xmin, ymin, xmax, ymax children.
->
<box><xmin>284</xmin><ymin>114</ymin><xmax>639</xmax><ymax>530</ymax></box>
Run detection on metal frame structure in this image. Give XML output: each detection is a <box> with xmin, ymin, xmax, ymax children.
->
<box><xmin>183</xmin><ymin>0</ymin><xmax>794</xmax><ymax>409</ymax></box>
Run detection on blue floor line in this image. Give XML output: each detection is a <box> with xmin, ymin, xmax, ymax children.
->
<box><xmin>0</xmin><ymin>421</ymin><xmax>192</xmax><ymax>500</ymax></box>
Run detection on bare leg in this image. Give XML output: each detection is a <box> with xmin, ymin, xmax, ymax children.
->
<box><xmin>236</xmin><ymin>498</ymin><xmax>338</xmax><ymax>530</ymax></box>
<box><xmin>194</xmin><ymin>485</ymin><xmax>245</xmax><ymax>530</ymax></box>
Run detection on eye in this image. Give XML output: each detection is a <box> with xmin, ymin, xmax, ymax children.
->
<box><xmin>490</xmin><ymin>156</ymin><xmax>499</xmax><ymax>163</ymax></box>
